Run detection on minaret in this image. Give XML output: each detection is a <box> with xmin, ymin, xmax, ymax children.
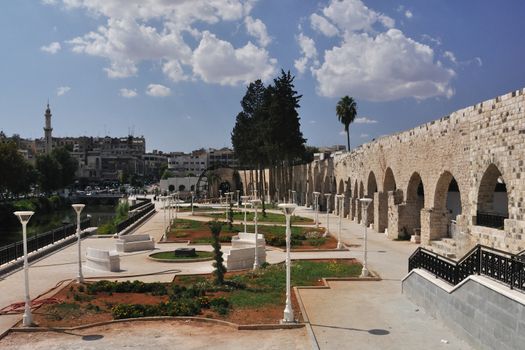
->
<box><xmin>44</xmin><ymin>103</ymin><xmax>53</xmax><ymax>154</ymax></box>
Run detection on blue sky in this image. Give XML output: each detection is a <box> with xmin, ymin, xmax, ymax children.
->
<box><xmin>1</xmin><ymin>0</ymin><xmax>524</xmax><ymax>152</ymax></box>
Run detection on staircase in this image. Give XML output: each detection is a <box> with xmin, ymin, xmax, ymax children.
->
<box><xmin>429</xmin><ymin>238</ymin><xmax>457</xmax><ymax>259</ymax></box>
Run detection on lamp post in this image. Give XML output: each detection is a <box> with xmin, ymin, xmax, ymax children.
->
<box><xmin>190</xmin><ymin>191</ymin><xmax>194</xmax><ymax>216</ymax></box>
<box><xmin>241</xmin><ymin>195</ymin><xmax>250</xmax><ymax>233</ymax></box>
<box><xmin>250</xmin><ymin>198</ymin><xmax>262</xmax><ymax>269</ymax></box>
<box><xmin>71</xmin><ymin>204</ymin><xmax>85</xmax><ymax>283</ymax></box>
<box><xmin>14</xmin><ymin>211</ymin><xmax>34</xmax><ymax>327</ymax></box>
<box><xmin>236</xmin><ymin>189</ymin><xmax>240</xmax><ymax>207</ymax></box>
<box><xmin>335</xmin><ymin>195</ymin><xmax>344</xmax><ymax>249</ymax></box>
<box><xmin>292</xmin><ymin>190</ymin><xmax>296</xmax><ymax>204</ymax></box>
<box><xmin>312</xmin><ymin>191</ymin><xmax>320</xmax><ymax>228</ymax></box>
<box><xmin>359</xmin><ymin>198</ymin><xmax>373</xmax><ymax>277</ymax></box>
<box><xmin>278</xmin><ymin>203</ymin><xmax>297</xmax><ymax>323</ymax></box>
<box><xmin>324</xmin><ymin>193</ymin><xmax>332</xmax><ymax>238</ymax></box>
<box><xmin>288</xmin><ymin>189</ymin><xmax>292</xmax><ymax>203</ymax></box>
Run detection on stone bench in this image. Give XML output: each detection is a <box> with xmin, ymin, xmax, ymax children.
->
<box><xmin>86</xmin><ymin>247</ymin><xmax>120</xmax><ymax>272</ymax></box>
<box><xmin>231</xmin><ymin>232</ymin><xmax>266</xmax><ymax>249</ymax></box>
<box><xmin>115</xmin><ymin>234</ymin><xmax>155</xmax><ymax>253</ymax></box>
<box><xmin>225</xmin><ymin>246</ymin><xmax>266</xmax><ymax>271</ymax></box>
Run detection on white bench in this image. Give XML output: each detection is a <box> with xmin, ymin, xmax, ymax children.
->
<box><xmin>86</xmin><ymin>247</ymin><xmax>120</xmax><ymax>272</ymax></box>
<box><xmin>225</xmin><ymin>246</ymin><xmax>266</xmax><ymax>271</ymax></box>
<box><xmin>231</xmin><ymin>232</ymin><xmax>266</xmax><ymax>249</ymax></box>
<box><xmin>115</xmin><ymin>234</ymin><xmax>155</xmax><ymax>252</ymax></box>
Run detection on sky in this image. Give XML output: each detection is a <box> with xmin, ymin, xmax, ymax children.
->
<box><xmin>0</xmin><ymin>0</ymin><xmax>524</xmax><ymax>153</ymax></box>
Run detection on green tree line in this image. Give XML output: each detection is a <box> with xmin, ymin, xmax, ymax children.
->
<box><xmin>0</xmin><ymin>141</ymin><xmax>78</xmax><ymax>199</ymax></box>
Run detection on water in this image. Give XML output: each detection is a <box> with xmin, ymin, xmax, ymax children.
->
<box><xmin>0</xmin><ymin>204</ymin><xmax>116</xmax><ymax>246</ymax></box>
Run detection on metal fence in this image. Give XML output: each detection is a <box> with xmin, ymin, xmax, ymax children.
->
<box><xmin>409</xmin><ymin>244</ymin><xmax>525</xmax><ymax>292</ymax></box>
<box><xmin>116</xmin><ymin>202</ymin><xmax>155</xmax><ymax>233</ymax></box>
<box><xmin>0</xmin><ymin>217</ymin><xmax>91</xmax><ymax>266</ymax></box>
<box><xmin>476</xmin><ymin>211</ymin><xmax>507</xmax><ymax>229</ymax></box>
<box><xmin>129</xmin><ymin>198</ymin><xmax>152</xmax><ymax>211</ymax></box>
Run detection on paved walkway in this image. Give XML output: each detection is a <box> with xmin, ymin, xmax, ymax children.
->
<box><xmin>0</xmin><ymin>202</ymin><xmax>473</xmax><ymax>349</ymax></box>
<box><xmin>294</xmin><ymin>206</ymin><xmax>473</xmax><ymax>349</ymax></box>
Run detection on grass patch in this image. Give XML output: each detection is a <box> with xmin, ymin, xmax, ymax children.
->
<box><xmin>203</xmin><ymin>211</ymin><xmax>313</xmax><ymax>224</ymax></box>
<box><xmin>150</xmin><ymin>251</ymin><xmax>214</xmax><ymax>260</ymax></box>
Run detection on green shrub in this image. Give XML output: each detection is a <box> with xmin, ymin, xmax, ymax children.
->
<box><xmin>307</xmin><ymin>237</ymin><xmax>326</xmax><ymax>247</ymax></box>
<box><xmin>210</xmin><ymin>297</ymin><xmax>230</xmax><ymax>315</ymax></box>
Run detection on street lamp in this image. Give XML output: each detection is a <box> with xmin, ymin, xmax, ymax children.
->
<box><xmin>292</xmin><ymin>190</ymin><xmax>296</xmax><ymax>204</ymax></box>
<box><xmin>250</xmin><ymin>198</ymin><xmax>262</xmax><ymax>269</ymax></box>
<box><xmin>71</xmin><ymin>204</ymin><xmax>85</xmax><ymax>283</ymax></box>
<box><xmin>241</xmin><ymin>195</ymin><xmax>250</xmax><ymax>233</ymax></box>
<box><xmin>161</xmin><ymin>196</ymin><xmax>167</xmax><ymax>241</ymax></box>
<box><xmin>335</xmin><ymin>195</ymin><xmax>344</xmax><ymax>249</ymax></box>
<box><xmin>190</xmin><ymin>191</ymin><xmax>194</xmax><ymax>216</ymax></box>
<box><xmin>324</xmin><ymin>193</ymin><xmax>332</xmax><ymax>238</ymax></box>
<box><xmin>312</xmin><ymin>192</ymin><xmax>320</xmax><ymax>228</ymax></box>
<box><xmin>278</xmin><ymin>203</ymin><xmax>297</xmax><ymax>323</ymax></box>
<box><xmin>14</xmin><ymin>211</ymin><xmax>34</xmax><ymax>327</ymax></box>
<box><xmin>359</xmin><ymin>198</ymin><xmax>373</xmax><ymax>277</ymax></box>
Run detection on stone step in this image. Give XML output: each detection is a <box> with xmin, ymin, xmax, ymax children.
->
<box><xmin>429</xmin><ymin>240</ymin><xmax>457</xmax><ymax>259</ymax></box>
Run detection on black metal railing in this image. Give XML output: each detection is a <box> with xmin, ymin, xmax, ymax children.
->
<box><xmin>116</xmin><ymin>202</ymin><xmax>155</xmax><ymax>233</ymax></box>
<box><xmin>476</xmin><ymin>211</ymin><xmax>507</xmax><ymax>229</ymax></box>
<box><xmin>409</xmin><ymin>244</ymin><xmax>525</xmax><ymax>292</ymax></box>
<box><xmin>0</xmin><ymin>217</ymin><xmax>91</xmax><ymax>266</ymax></box>
<box><xmin>129</xmin><ymin>198</ymin><xmax>152</xmax><ymax>211</ymax></box>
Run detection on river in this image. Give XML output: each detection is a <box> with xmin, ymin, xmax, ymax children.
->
<box><xmin>0</xmin><ymin>204</ymin><xmax>116</xmax><ymax>246</ymax></box>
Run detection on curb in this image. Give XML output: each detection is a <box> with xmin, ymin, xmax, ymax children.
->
<box><xmin>7</xmin><ymin>316</ymin><xmax>305</xmax><ymax>334</ymax></box>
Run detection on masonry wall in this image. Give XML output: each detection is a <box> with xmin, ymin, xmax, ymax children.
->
<box><xmin>403</xmin><ymin>271</ymin><xmax>525</xmax><ymax>350</ymax></box>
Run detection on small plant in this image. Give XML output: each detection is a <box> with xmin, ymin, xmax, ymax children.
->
<box><xmin>208</xmin><ymin>220</ymin><xmax>227</xmax><ymax>285</ymax></box>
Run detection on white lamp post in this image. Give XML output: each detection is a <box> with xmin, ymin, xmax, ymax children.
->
<box><xmin>190</xmin><ymin>191</ymin><xmax>194</xmax><ymax>216</ymax></box>
<box><xmin>278</xmin><ymin>203</ymin><xmax>297</xmax><ymax>323</ymax></box>
<box><xmin>324</xmin><ymin>193</ymin><xmax>332</xmax><ymax>238</ymax></box>
<box><xmin>359</xmin><ymin>198</ymin><xmax>373</xmax><ymax>277</ymax></box>
<box><xmin>292</xmin><ymin>190</ymin><xmax>296</xmax><ymax>204</ymax></box>
<box><xmin>335</xmin><ymin>195</ymin><xmax>344</xmax><ymax>249</ymax></box>
<box><xmin>14</xmin><ymin>211</ymin><xmax>34</xmax><ymax>327</ymax></box>
<box><xmin>71</xmin><ymin>204</ymin><xmax>85</xmax><ymax>283</ymax></box>
<box><xmin>251</xmin><ymin>199</ymin><xmax>262</xmax><ymax>269</ymax></box>
<box><xmin>241</xmin><ymin>195</ymin><xmax>250</xmax><ymax>233</ymax></box>
<box><xmin>312</xmin><ymin>192</ymin><xmax>320</xmax><ymax>228</ymax></box>
<box><xmin>161</xmin><ymin>196</ymin><xmax>167</xmax><ymax>241</ymax></box>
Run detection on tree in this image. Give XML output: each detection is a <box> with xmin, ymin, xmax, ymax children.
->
<box><xmin>36</xmin><ymin>154</ymin><xmax>62</xmax><ymax>193</ymax></box>
<box><xmin>51</xmin><ymin>147</ymin><xmax>78</xmax><ymax>188</ymax></box>
<box><xmin>0</xmin><ymin>141</ymin><xmax>36</xmax><ymax>197</ymax></box>
<box><xmin>161</xmin><ymin>168</ymin><xmax>173</xmax><ymax>180</ymax></box>
<box><xmin>336</xmin><ymin>96</ymin><xmax>357</xmax><ymax>151</ymax></box>
<box><xmin>209</xmin><ymin>220</ymin><xmax>226</xmax><ymax>285</ymax></box>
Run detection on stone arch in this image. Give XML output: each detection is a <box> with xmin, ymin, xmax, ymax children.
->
<box><xmin>364</xmin><ymin>171</ymin><xmax>378</xmax><ymax>226</ymax></box>
<box><xmin>383</xmin><ymin>167</ymin><xmax>396</xmax><ymax>192</ymax></box>
<box><xmin>403</xmin><ymin>172</ymin><xmax>425</xmax><ymax>238</ymax></box>
<box><xmin>376</xmin><ymin>167</ymin><xmax>397</xmax><ymax>233</ymax></box>
<box><xmin>476</xmin><ymin>164</ymin><xmax>508</xmax><ymax>228</ymax></box>
<box><xmin>367</xmin><ymin>171</ymin><xmax>378</xmax><ymax>197</ymax></box>
<box><xmin>433</xmin><ymin>171</ymin><xmax>463</xmax><ymax>239</ymax></box>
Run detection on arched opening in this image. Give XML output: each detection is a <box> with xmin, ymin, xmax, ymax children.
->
<box><xmin>178</xmin><ymin>184</ymin><xmax>186</xmax><ymax>192</ymax></box>
<box><xmin>367</xmin><ymin>171</ymin><xmax>378</xmax><ymax>197</ymax></box>
<box><xmin>219</xmin><ymin>181</ymin><xmax>231</xmax><ymax>195</ymax></box>
<box><xmin>433</xmin><ymin>171</ymin><xmax>462</xmax><ymax>238</ymax></box>
<box><xmin>404</xmin><ymin>172</ymin><xmax>425</xmax><ymax>237</ymax></box>
<box><xmin>378</xmin><ymin>168</ymin><xmax>396</xmax><ymax>233</ymax></box>
<box><xmin>383</xmin><ymin>168</ymin><xmax>396</xmax><ymax>192</ymax></box>
<box><xmin>359</xmin><ymin>181</ymin><xmax>364</xmax><ymax>198</ymax></box>
<box><xmin>338</xmin><ymin>179</ymin><xmax>344</xmax><ymax>194</ymax></box>
<box><xmin>476</xmin><ymin>164</ymin><xmax>508</xmax><ymax>229</ymax></box>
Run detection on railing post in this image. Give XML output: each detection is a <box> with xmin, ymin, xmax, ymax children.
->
<box><xmin>435</xmin><ymin>252</ymin><xmax>439</xmax><ymax>279</ymax></box>
<box><xmin>478</xmin><ymin>245</ymin><xmax>482</xmax><ymax>275</ymax></box>
<box><xmin>510</xmin><ymin>256</ymin><xmax>515</xmax><ymax>290</ymax></box>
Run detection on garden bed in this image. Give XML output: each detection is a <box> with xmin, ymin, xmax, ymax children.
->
<box><xmin>149</xmin><ymin>251</ymin><xmax>214</xmax><ymax>262</ymax></box>
<box><xmin>165</xmin><ymin>219</ymin><xmax>338</xmax><ymax>249</ymax></box>
<box><xmin>30</xmin><ymin>259</ymin><xmax>361</xmax><ymax>327</ymax></box>
<box><xmin>200</xmin><ymin>211</ymin><xmax>314</xmax><ymax>225</ymax></box>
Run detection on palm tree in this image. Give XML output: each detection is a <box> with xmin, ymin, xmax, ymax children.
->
<box><xmin>336</xmin><ymin>96</ymin><xmax>357</xmax><ymax>151</ymax></box>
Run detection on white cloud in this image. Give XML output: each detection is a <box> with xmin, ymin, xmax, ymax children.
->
<box><xmin>294</xmin><ymin>33</ymin><xmax>318</xmax><ymax>74</ymax></box>
<box><xmin>360</xmin><ymin>133</ymin><xmax>369</xmax><ymax>138</ymax></box>
<box><xmin>306</xmin><ymin>0</ymin><xmax>455</xmax><ymax>101</ymax></box>
<box><xmin>146</xmin><ymin>84</ymin><xmax>171</xmax><ymax>97</ymax></box>
<box><xmin>41</xmin><ymin>42</ymin><xmax>61</xmax><ymax>54</ymax></box>
<box><xmin>245</xmin><ymin>16</ymin><xmax>271</xmax><ymax>47</ymax></box>
<box><xmin>57</xmin><ymin>86</ymin><xmax>71</xmax><ymax>96</ymax></box>
<box><xmin>355</xmin><ymin>117</ymin><xmax>378</xmax><ymax>124</ymax></box>
<box><xmin>339</xmin><ymin>130</ymin><xmax>347</xmax><ymax>136</ymax></box>
<box><xmin>405</xmin><ymin>10</ymin><xmax>413</xmax><ymax>19</ymax></box>
<box><xmin>310</xmin><ymin>13</ymin><xmax>338</xmax><ymax>37</ymax></box>
<box><xmin>192</xmin><ymin>31</ymin><xmax>276</xmax><ymax>86</ymax></box>
<box><xmin>474</xmin><ymin>57</ymin><xmax>483</xmax><ymax>67</ymax></box>
<box><xmin>421</xmin><ymin>34</ymin><xmax>442</xmax><ymax>46</ymax></box>
<box><xmin>48</xmin><ymin>0</ymin><xmax>273</xmax><ymax>86</ymax></box>
<box><xmin>443</xmin><ymin>51</ymin><xmax>457</xmax><ymax>64</ymax></box>
<box><xmin>119</xmin><ymin>88</ymin><xmax>138</xmax><ymax>98</ymax></box>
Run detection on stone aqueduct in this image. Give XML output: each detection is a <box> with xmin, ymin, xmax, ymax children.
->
<box><xmin>240</xmin><ymin>87</ymin><xmax>525</xmax><ymax>254</ymax></box>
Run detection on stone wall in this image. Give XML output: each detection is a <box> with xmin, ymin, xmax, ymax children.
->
<box><xmin>239</xmin><ymin>88</ymin><xmax>525</xmax><ymax>253</ymax></box>
<box><xmin>403</xmin><ymin>270</ymin><xmax>525</xmax><ymax>350</ymax></box>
